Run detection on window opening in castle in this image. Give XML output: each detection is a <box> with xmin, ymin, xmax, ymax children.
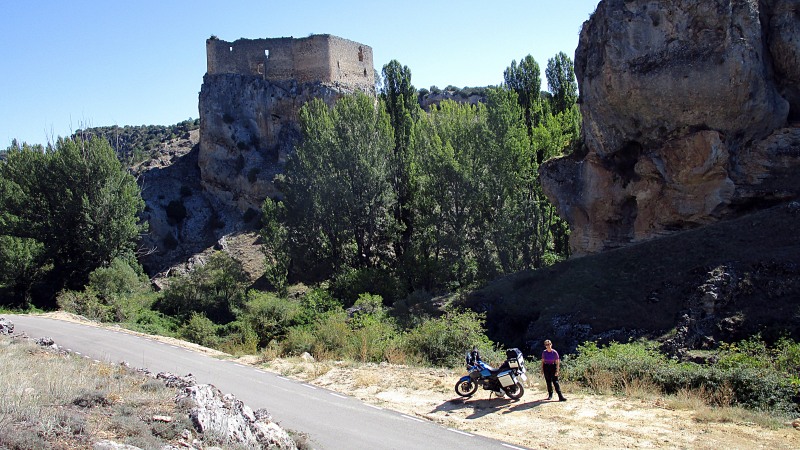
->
<box><xmin>229</xmin><ymin>46</ymin><xmax>233</xmax><ymax>52</ymax></box>
<box><xmin>265</xmin><ymin>49</ymin><xmax>270</xmax><ymax>59</ymax></box>
<box><xmin>358</xmin><ymin>47</ymin><xmax>363</xmax><ymax>62</ymax></box>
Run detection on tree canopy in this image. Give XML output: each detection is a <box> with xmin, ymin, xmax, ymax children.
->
<box><xmin>0</xmin><ymin>137</ymin><xmax>146</xmax><ymax>306</ymax></box>
<box><xmin>277</xmin><ymin>93</ymin><xmax>396</xmax><ymax>279</ymax></box>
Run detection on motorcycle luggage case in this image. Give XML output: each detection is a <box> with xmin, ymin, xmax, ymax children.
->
<box><xmin>497</xmin><ymin>370</ymin><xmax>515</xmax><ymax>387</ymax></box>
<box><xmin>506</xmin><ymin>348</ymin><xmax>524</xmax><ymax>368</ymax></box>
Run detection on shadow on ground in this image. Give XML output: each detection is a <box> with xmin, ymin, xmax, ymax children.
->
<box><xmin>432</xmin><ymin>394</ymin><xmax>547</xmax><ymax>419</ymax></box>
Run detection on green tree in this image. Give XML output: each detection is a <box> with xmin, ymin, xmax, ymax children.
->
<box><xmin>279</xmin><ymin>93</ymin><xmax>396</xmax><ymax>277</ymax></box>
<box><xmin>410</xmin><ymin>99</ymin><xmax>486</xmax><ymax>289</ymax></box>
<box><xmin>155</xmin><ymin>252</ymin><xmax>248</xmax><ymax>323</ymax></box>
<box><xmin>260</xmin><ymin>199</ymin><xmax>290</xmax><ymax>296</ymax></box>
<box><xmin>0</xmin><ymin>137</ymin><xmax>146</xmax><ymax>306</ymax></box>
<box><xmin>0</xmin><ymin>235</ymin><xmax>47</xmax><ymax>304</ymax></box>
<box><xmin>381</xmin><ymin>60</ymin><xmax>419</xmax><ymax>262</ymax></box>
<box><xmin>477</xmin><ymin>88</ymin><xmax>538</xmax><ymax>274</ymax></box>
<box><xmin>545</xmin><ymin>52</ymin><xmax>578</xmax><ymax>115</ymax></box>
<box><xmin>404</xmin><ymin>308</ymin><xmax>495</xmax><ymax>367</ymax></box>
<box><xmin>504</xmin><ymin>55</ymin><xmax>544</xmax><ymax>138</ymax></box>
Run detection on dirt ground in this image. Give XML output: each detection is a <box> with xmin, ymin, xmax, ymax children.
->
<box><xmin>34</xmin><ymin>313</ymin><xmax>800</xmax><ymax>449</ymax></box>
<box><xmin>254</xmin><ymin>357</ymin><xmax>800</xmax><ymax>450</ymax></box>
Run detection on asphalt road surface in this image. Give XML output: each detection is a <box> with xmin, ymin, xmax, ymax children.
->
<box><xmin>8</xmin><ymin>315</ymin><xmax>528</xmax><ymax>450</ymax></box>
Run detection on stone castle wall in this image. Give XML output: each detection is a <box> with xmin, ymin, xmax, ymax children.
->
<box><xmin>206</xmin><ymin>34</ymin><xmax>374</xmax><ymax>91</ymax></box>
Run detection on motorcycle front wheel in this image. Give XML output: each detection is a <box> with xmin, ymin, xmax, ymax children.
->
<box><xmin>503</xmin><ymin>381</ymin><xmax>525</xmax><ymax>400</ymax></box>
<box><xmin>455</xmin><ymin>379</ymin><xmax>478</xmax><ymax>397</ymax></box>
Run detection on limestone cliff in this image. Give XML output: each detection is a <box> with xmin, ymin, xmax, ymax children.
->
<box><xmin>136</xmin><ymin>35</ymin><xmax>375</xmax><ymax>279</ymax></box>
<box><xmin>540</xmin><ymin>0</ymin><xmax>800</xmax><ymax>256</ymax></box>
<box><xmin>198</xmin><ymin>75</ymin><xmax>362</xmax><ymax>211</ymax></box>
<box><xmin>198</xmin><ymin>34</ymin><xmax>375</xmax><ymax>211</ymax></box>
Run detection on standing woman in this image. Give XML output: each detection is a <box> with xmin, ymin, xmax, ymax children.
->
<box><xmin>541</xmin><ymin>339</ymin><xmax>567</xmax><ymax>401</ymax></box>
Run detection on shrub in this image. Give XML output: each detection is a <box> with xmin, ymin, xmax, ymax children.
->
<box><xmin>281</xmin><ymin>326</ymin><xmax>315</xmax><ymax>356</ymax></box>
<box><xmin>328</xmin><ymin>267</ymin><xmax>403</xmax><ymax>307</ymax></box>
<box><xmin>564</xmin><ymin>339</ymin><xmax>800</xmax><ymax>416</ymax></box>
<box><xmin>240</xmin><ymin>291</ymin><xmax>302</xmax><ymax>348</ymax></box>
<box><xmin>155</xmin><ymin>252</ymin><xmax>248</xmax><ymax>324</ymax></box>
<box><xmin>88</xmin><ymin>258</ymin><xmax>148</xmax><ymax>299</ymax></box>
<box><xmin>124</xmin><ymin>308</ymin><xmax>177</xmax><ymax>336</ymax></box>
<box><xmin>403</xmin><ymin>308</ymin><xmax>496</xmax><ymax>367</ymax></box>
<box><xmin>57</xmin><ymin>288</ymin><xmax>113</xmax><ymax>322</ymax></box>
<box><xmin>295</xmin><ymin>288</ymin><xmax>343</xmax><ymax>326</ymax></box>
<box><xmin>309</xmin><ymin>310</ymin><xmax>351</xmax><ymax>356</ymax></box>
<box><xmin>178</xmin><ymin>312</ymin><xmax>218</xmax><ymax>348</ymax></box>
<box><xmin>217</xmin><ymin>320</ymin><xmax>258</xmax><ymax>355</ymax></box>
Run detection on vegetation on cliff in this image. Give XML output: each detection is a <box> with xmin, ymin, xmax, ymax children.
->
<box><xmin>75</xmin><ymin>119</ymin><xmax>200</xmax><ymax>164</ymax></box>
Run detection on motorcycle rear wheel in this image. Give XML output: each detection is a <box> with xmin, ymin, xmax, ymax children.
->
<box><xmin>455</xmin><ymin>379</ymin><xmax>478</xmax><ymax>397</ymax></box>
<box><xmin>503</xmin><ymin>381</ymin><xmax>525</xmax><ymax>400</ymax></box>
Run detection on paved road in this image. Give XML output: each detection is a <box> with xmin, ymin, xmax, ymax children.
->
<box><xmin>7</xmin><ymin>315</ymin><xmax>528</xmax><ymax>450</ymax></box>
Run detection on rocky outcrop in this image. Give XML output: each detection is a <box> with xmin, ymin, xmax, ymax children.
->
<box><xmin>18</xmin><ymin>329</ymin><xmax>296</xmax><ymax>450</ymax></box>
<box><xmin>177</xmin><ymin>383</ymin><xmax>297</xmax><ymax>449</ymax></box>
<box><xmin>198</xmin><ymin>75</ymin><xmax>363</xmax><ymax>211</ymax></box>
<box><xmin>541</xmin><ymin>0</ymin><xmax>800</xmax><ymax>256</ymax></box>
<box><xmin>0</xmin><ymin>317</ymin><xmax>14</xmax><ymax>335</ymax></box>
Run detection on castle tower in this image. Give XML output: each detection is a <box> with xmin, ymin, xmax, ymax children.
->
<box><xmin>206</xmin><ymin>34</ymin><xmax>374</xmax><ymax>93</ymax></box>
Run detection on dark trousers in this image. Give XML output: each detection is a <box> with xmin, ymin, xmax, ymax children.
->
<box><xmin>542</xmin><ymin>363</ymin><xmax>564</xmax><ymax>399</ymax></box>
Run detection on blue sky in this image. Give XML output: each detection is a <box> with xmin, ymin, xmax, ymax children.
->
<box><xmin>1</xmin><ymin>1</ymin><xmax>599</xmax><ymax>147</ymax></box>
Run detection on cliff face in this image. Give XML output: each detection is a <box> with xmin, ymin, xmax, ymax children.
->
<box><xmin>540</xmin><ymin>0</ymin><xmax>800</xmax><ymax>256</ymax></box>
<box><xmin>198</xmin><ymin>75</ymin><xmax>363</xmax><ymax>211</ymax></box>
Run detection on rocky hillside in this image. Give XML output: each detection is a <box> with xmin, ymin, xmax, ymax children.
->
<box><xmin>460</xmin><ymin>200</ymin><xmax>800</xmax><ymax>355</ymax></box>
<box><xmin>198</xmin><ymin>75</ymin><xmax>369</xmax><ymax>212</ymax></box>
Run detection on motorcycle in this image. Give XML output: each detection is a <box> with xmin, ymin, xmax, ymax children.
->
<box><xmin>454</xmin><ymin>348</ymin><xmax>527</xmax><ymax>400</ymax></box>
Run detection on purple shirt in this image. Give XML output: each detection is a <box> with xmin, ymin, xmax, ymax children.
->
<box><xmin>542</xmin><ymin>349</ymin><xmax>560</xmax><ymax>364</ymax></box>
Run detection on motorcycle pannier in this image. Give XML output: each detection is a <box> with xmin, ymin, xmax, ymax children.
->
<box><xmin>506</xmin><ymin>348</ymin><xmax>524</xmax><ymax>368</ymax></box>
<box><xmin>497</xmin><ymin>370</ymin><xmax>515</xmax><ymax>387</ymax></box>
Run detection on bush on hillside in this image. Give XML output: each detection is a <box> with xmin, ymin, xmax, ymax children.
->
<box><xmin>154</xmin><ymin>252</ymin><xmax>248</xmax><ymax>324</ymax></box>
<box><xmin>178</xmin><ymin>312</ymin><xmax>218</xmax><ymax>348</ymax></box>
<box><xmin>328</xmin><ymin>267</ymin><xmax>404</xmax><ymax>307</ymax></box>
<box><xmin>57</xmin><ymin>258</ymin><xmax>153</xmax><ymax>322</ymax></box>
<box><xmin>564</xmin><ymin>340</ymin><xmax>800</xmax><ymax>416</ymax></box>
<box><xmin>403</xmin><ymin>308</ymin><xmax>498</xmax><ymax>367</ymax></box>
<box><xmin>240</xmin><ymin>290</ymin><xmax>303</xmax><ymax>348</ymax></box>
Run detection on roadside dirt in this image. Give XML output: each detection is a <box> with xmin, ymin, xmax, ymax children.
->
<box><xmin>254</xmin><ymin>357</ymin><xmax>800</xmax><ymax>450</ymax></box>
<box><xmin>32</xmin><ymin>312</ymin><xmax>800</xmax><ymax>449</ymax></box>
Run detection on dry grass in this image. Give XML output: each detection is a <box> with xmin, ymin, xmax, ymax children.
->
<box><xmin>353</xmin><ymin>372</ymin><xmax>382</xmax><ymax>389</ymax></box>
<box><xmin>0</xmin><ymin>337</ymin><xmax>190</xmax><ymax>449</ymax></box>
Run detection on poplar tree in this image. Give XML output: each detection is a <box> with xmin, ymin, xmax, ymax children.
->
<box><xmin>503</xmin><ymin>55</ymin><xmax>544</xmax><ymax>138</ymax></box>
<box><xmin>381</xmin><ymin>60</ymin><xmax>418</xmax><ymax>261</ymax></box>
<box><xmin>545</xmin><ymin>52</ymin><xmax>578</xmax><ymax>115</ymax></box>
<box><xmin>279</xmin><ymin>93</ymin><xmax>396</xmax><ymax>277</ymax></box>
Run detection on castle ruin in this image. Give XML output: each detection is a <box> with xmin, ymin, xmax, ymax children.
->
<box><xmin>206</xmin><ymin>34</ymin><xmax>374</xmax><ymax>93</ymax></box>
<box><xmin>197</xmin><ymin>33</ymin><xmax>377</xmax><ymax>218</ymax></box>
